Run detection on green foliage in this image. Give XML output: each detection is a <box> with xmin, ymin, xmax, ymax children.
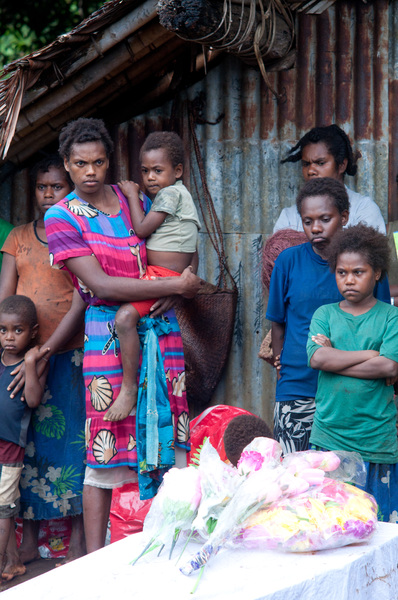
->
<box><xmin>33</xmin><ymin>405</ymin><xmax>66</xmax><ymax>440</ymax></box>
<box><xmin>52</xmin><ymin>465</ymin><xmax>80</xmax><ymax>496</ymax></box>
<box><xmin>190</xmin><ymin>436</ymin><xmax>209</xmax><ymax>468</ymax></box>
<box><xmin>0</xmin><ymin>1</ymin><xmax>104</xmax><ymax>69</ymax></box>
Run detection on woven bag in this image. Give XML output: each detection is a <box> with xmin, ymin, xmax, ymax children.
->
<box><xmin>175</xmin><ymin>104</ymin><xmax>238</xmax><ymax>409</ymax></box>
<box><xmin>175</xmin><ymin>283</ymin><xmax>238</xmax><ymax>407</ymax></box>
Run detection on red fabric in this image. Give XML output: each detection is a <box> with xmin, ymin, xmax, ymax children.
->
<box><xmin>188</xmin><ymin>405</ymin><xmax>255</xmax><ymax>463</ymax></box>
<box><xmin>0</xmin><ymin>439</ymin><xmax>24</xmax><ymax>463</ymax></box>
<box><xmin>132</xmin><ymin>265</ymin><xmax>181</xmax><ymax>318</ymax></box>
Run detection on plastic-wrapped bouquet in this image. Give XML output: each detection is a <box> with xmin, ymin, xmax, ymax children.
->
<box><xmin>132</xmin><ymin>466</ymin><xmax>202</xmax><ymax>563</ymax></box>
<box><xmin>191</xmin><ymin>439</ymin><xmax>241</xmax><ymax>540</ymax></box>
<box><xmin>135</xmin><ymin>436</ymin><xmax>377</xmax><ymax>594</ymax></box>
<box><xmin>180</xmin><ymin>441</ymin><xmax>377</xmax><ymax>578</ymax></box>
<box><xmin>236</xmin><ymin>477</ymin><xmax>377</xmax><ymax>552</ymax></box>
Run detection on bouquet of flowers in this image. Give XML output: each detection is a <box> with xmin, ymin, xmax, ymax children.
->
<box><xmin>180</xmin><ymin>440</ymin><xmax>377</xmax><ymax>577</ymax></box>
<box><xmin>132</xmin><ymin>465</ymin><xmax>202</xmax><ymax>563</ymax></box>
<box><xmin>236</xmin><ymin>477</ymin><xmax>377</xmax><ymax>552</ymax></box>
<box><xmin>190</xmin><ymin>439</ymin><xmax>241</xmax><ymax>540</ymax></box>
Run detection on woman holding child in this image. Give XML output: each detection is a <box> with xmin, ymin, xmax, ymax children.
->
<box><xmin>45</xmin><ymin>118</ymin><xmax>202</xmax><ymax>553</ymax></box>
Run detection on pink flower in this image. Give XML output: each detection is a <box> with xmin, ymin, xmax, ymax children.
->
<box><xmin>237</xmin><ymin>451</ymin><xmax>264</xmax><ymax>476</ymax></box>
<box><xmin>298</xmin><ymin>468</ymin><xmax>325</xmax><ymax>487</ymax></box>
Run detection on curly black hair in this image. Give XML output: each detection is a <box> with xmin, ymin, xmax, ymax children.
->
<box><xmin>327</xmin><ymin>224</ymin><xmax>390</xmax><ymax>280</ymax></box>
<box><xmin>296</xmin><ymin>177</ymin><xmax>349</xmax><ymax>215</ymax></box>
<box><xmin>223</xmin><ymin>414</ymin><xmax>273</xmax><ymax>467</ymax></box>
<box><xmin>58</xmin><ymin>118</ymin><xmax>114</xmax><ymax>160</ymax></box>
<box><xmin>0</xmin><ymin>295</ymin><xmax>38</xmax><ymax>330</ymax></box>
<box><xmin>281</xmin><ymin>125</ymin><xmax>358</xmax><ymax>176</ymax></box>
<box><xmin>31</xmin><ymin>154</ymin><xmax>73</xmax><ymax>190</ymax></box>
<box><xmin>139</xmin><ymin>131</ymin><xmax>184</xmax><ymax>168</ymax></box>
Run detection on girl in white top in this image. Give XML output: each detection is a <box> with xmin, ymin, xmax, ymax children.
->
<box><xmin>273</xmin><ymin>125</ymin><xmax>386</xmax><ymax>235</ymax></box>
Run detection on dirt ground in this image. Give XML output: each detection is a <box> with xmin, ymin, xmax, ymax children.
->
<box><xmin>0</xmin><ymin>557</ymin><xmax>58</xmax><ymax>592</ymax></box>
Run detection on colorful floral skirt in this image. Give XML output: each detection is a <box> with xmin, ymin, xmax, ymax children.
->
<box><xmin>20</xmin><ymin>349</ymin><xmax>86</xmax><ymax>520</ymax></box>
<box><xmin>83</xmin><ymin>304</ymin><xmax>190</xmax><ymax>498</ymax></box>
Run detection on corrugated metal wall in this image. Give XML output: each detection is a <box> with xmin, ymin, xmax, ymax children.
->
<box><xmin>112</xmin><ymin>0</ymin><xmax>396</xmax><ymax>424</ymax></box>
<box><xmin>1</xmin><ymin>0</ymin><xmax>397</xmax><ymax>426</ymax></box>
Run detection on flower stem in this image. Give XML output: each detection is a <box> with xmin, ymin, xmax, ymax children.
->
<box><xmin>191</xmin><ymin>565</ymin><xmax>205</xmax><ymax>594</ymax></box>
<box><xmin>169</xmin><ymin>528</ymin><xmax>180</xmax><ymax>560</ymax></box>
<box><xmin>176</xmin><ymin>529</ymin><xmax>194</xmax><ymax>565</ymax></box>
<box><xmin>130</xmin><ymin>537</ymin><xmax>159</xmax><ymax>566</ymax></box>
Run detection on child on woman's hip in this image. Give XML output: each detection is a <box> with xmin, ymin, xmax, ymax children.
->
<box><xmin>104</xmin><ymin>131</ymin><xmax>201</xmax><ymax>422</ymax></box>
<box><xmin>0</xmin><ymin>295</ymin><xmax>49</xmax><ymax>581</ymax></box>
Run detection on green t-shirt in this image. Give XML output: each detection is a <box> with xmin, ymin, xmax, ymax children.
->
<box><xmin>307</xmin><ymin>300</ymin><xmax>398</xmax><ymax>464</ymax></box>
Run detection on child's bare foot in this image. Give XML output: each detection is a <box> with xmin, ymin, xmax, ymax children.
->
<box><xmin>104</xmin><ymin>384</ymin><xmax>137</xmax><ymax>421</ymax></box>
<box><xmin>2</xmin><ymin>557</ymin><xmax>26</xmax><ymax>581</ymax></box>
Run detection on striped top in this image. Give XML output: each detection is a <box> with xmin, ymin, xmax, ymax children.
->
<box><xmin>44</xmin><ymin>185</ymin><xmax>148</xmax><ymax>305</ymax></box>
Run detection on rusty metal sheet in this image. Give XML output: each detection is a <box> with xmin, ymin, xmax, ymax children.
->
<box><xmin>0</xmin><ymin>0</ymin><xmax>395</xmax><ymax>429</ymax></box>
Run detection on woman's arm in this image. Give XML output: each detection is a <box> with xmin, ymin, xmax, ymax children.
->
<box><xmin>310</xmin><ymin>346</ymin><xmax>379</xmax><ymax>371</ymax></box>
<box><xmin>23</xmin><ymin>346</ymin><xmax>50</xmax><ymax>408</ymax></box>
<box><xmin>118</xmin><ymin>180</ymin><xmax>167</xmax><ymax>239</ymax></box>
<box><xmin>42</xmin><ymin>288</ymin><xmax>86</xmax><ymax>357</ymax></box>
<box><xmin>336</xmin><ymin>356</ymin><xmax>398</xmax><ymax>379</ymax></box>
<box><xmin>8</xmin><ymin>289</ymin><xmax>86</xmax><ymax>397</ymax></box>
<box><xmin>65</xmin><ymin>255</ymin><xmax>202</xmax><ymax>302</ymax></box>
<box><xmin>0</xmin><ymin>252</ymin><xmax>18</xmax><ymax>301</ymax></box>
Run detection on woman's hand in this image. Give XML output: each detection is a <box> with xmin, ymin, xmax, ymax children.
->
<box><xmin>8</xmin><ymin>361</ymin><xmax>25</xmax><ymax>398</ymax></box>
<box><xmin>149</xmin><ymin>296</ymin><xmax>178</xmax><ymax>318</ymax></box>
<box><xmin>9</xmin><ymin>346</ymin><xmax>50</xmax><ymax>399</ymax></box>
<box><xmin>311</xmin><ymin>334</ymin><xmax>332</xmax><ymax>347</ymax></box>
<box><xmin>178</xmin><ymin>266</ymin><xmax>203</xmax><ymax>299</ymax></box>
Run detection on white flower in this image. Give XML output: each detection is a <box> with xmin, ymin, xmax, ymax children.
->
<box><xmin>57</xmin><ymin>498</ymin><xmax>72</xmax><ymax>516</ymax></box>
<box><xmin>389</xmin><ymin>510</ymin><xmax>398</xmax><ymax>523</ymax></box>
<box><xmin>31</xmin><ymin>478</ymin><xmax>51</xmax><ymax>498</ymax></box>
<box><xmin>23</xmin><ymin>507</ymin><xmax>35</xmax><ymax>519</ymax></box>
<box><xmin>20</xmin><ymin>465</ymin><xmax>38</xmax><ymax>488</ymax></box>
<box><xmin>71</xmin><ymin>349</ymin><xmax>83</xmax><ymax>367</ymax></box>
<box><xmin>381</xmin><ymin>471</ymin><xmax>390</xmax><ymax>486</ymax></box>
<box><xmin>24</xmin><ymin>441</ymin><xmax>36</xmax><ymax>457</ymax></box>
<box><xmin>35</xmin><ymin>405</ymin><xmax>53</xmax><ymax>422</ymax></box>
<box><xmin>41</xmin><ymin>388</ymin><xmax>53</xmax><ymax>405</ymax></box>
<box><xmin>46</xmin><ymin>467</ymin><xmax>62</xmax><ymax>482</ymax></box>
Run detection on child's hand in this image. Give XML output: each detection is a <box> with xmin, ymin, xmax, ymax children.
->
<box><xmin>24</xmin><ymin>345</ymin><xmax>50</xmax><ymax>365</ymax></box>
<box><xmin>311</xmin><ymin>334</ymin><xmax>332</xmax><ymax>347</ymax></box>
<box><xmin>118</xmin><ymin>180</ymin><xmax>140</xmax><ymax>199</ymax></box>
<box><xmin>273</xmin><ymin>354</ymin><xmax>282</xmax><ymax>380</ymax></box>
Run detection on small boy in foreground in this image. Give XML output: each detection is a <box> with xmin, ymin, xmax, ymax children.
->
<box><xmin>0</xmin><ymin>295</ymin><xmax>49</xmax><ymax>582</ymax></box>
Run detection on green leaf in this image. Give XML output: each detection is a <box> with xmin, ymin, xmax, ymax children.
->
<box><xmin>32</xmin><ymin>405</ymin><xmax>66</xmax><ymax>440</ymax></box>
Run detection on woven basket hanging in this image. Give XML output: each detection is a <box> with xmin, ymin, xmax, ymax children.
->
<box><xmin>174</xmin><ymin>103</ymin><xmax>238</xmax><ymax>409</ymax></box>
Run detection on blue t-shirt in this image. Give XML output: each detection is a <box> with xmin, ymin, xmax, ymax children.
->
<box><xmin>0</xmin><ymin>358</ymin><xmax>31</xmax><ymax>448</ymax></box>
<box><xmin>265</xmin><ymin>242</ymin><xmax>390</xmax><ymax>402</ymax></box>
